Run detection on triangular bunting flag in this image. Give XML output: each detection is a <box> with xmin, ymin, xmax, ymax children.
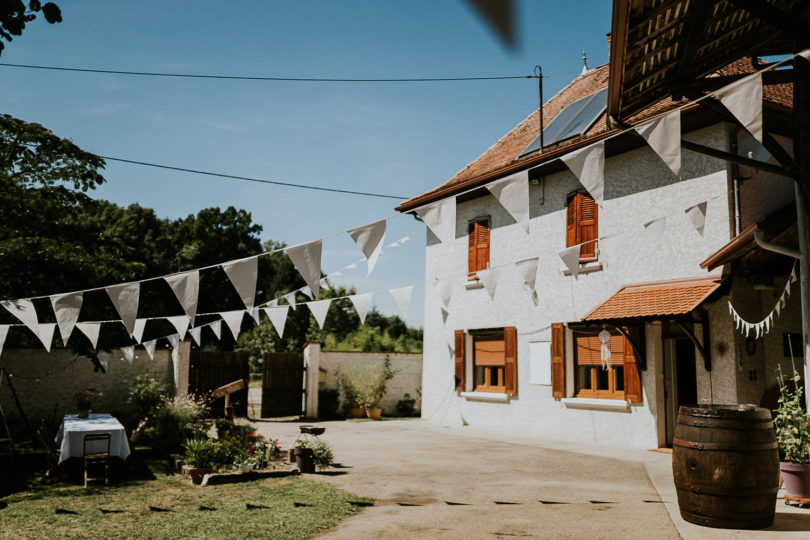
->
<box><xmin>416</xmin><ymin>198</ymin><xmax>456</xmax><ymax>243</ymax></box>
<box><xmin>164</xmin><ymin>270</ymin><xmax>199</xmax><ymax>326</ymax></box>
<box><xmin>716</xmin><ymin>72</ymin><xmax>763</xmax><ymax>143</ymax></box>
<box><xmin>0</xmin><ymin>325</ymin><xmax>7</xmax><ymax>358</ymax></box>
<box><xmin>121</xmin><ymin>345</ymin><xmax>135</xmax><ymax>365</ymax></box>
<box><xmin>791</xmin><ymin>267</ymin><xmax>798</xmax><ymax>283</ymax></box>
<box><xmin>1</xmin><ymin>299</ymin><xmax>40</xmax><ymax>340</ymax></box>
<box><xmin>635</xmin><ymin>110</ymin><xmax>681</xmax><ymax>177</ymax></box>
<box><xmin>320</xmin><ymin>277</ymin><xmax>330</xmax><ymax>290</ymax></box>
<box><xmin>50</xmin><ymin>292</ymin><xmax>82</xmax><ymax>344</ymax></box>
<box><xmin>390</xmin><ymin>285</ymin><xmax>414</xmax><ymax>317</ymax></box>
<box><xmin>97</xmin><ymin>351</ymin><xmax>110</xmax><ymax>372</ymax></box>
<box><xmin>133</xmin><ymin>319</ymin><xmax>147</xmax><ymax>344</ymax></box>
<box><xmin>166</xmin><ymin>315</ymin><xmax>190</xmax><ymax>339</ymax></box>
<box><xmin>286</xmin><ymin>240</ymin><xmax>323</xmax><ymax>299</ymax></box>
<box><xmin>776</xmin><ymin>294</ymin><xmax>783</xmax><ymax>317</ymax></box>
<box><xmin>307</xmin><ymin>299</ymin><xmax>331</xmax><ymax>329</ymax></box>
<box><xmin>38</xmin><ymin>323</ymin><xmax>56</xmax><ymax>352</ymax></box>
<box><xmin>399</xmin><ymin>236</ymin><xmax>410</xmax><ymax>244</ymax></box>
<box><xmin>685</xmin><ymin>202</ymin><xmax>708</xmax><ymax>236</ymax></box>
<box><xmin>434</xmin><ymin>279</ymin><xmax>453</xmax><ymax>308</ymax></box>
<box><xmin>264</xmin><ymin>306</ymin><xmax>289</xmax><ymax>338</ymax></box>
<box><xmin>516</xmin><ymin>257</ymin><xmax>539</xmax><ymax>290</ymax></box>
<box><xmin>143</xmin><ymin>339</ymin><xmax>157</xmax><ymax>360</ymax></box>
<box><xmin>76</xmin><ymin>322</ymin><xmax>101</xmax><ymax>348</ymax></box>
<box><xmin>210</xmin><ymin>319</ymin><xmax>222</xmax><ymax>340</ymax></box>
<box><xmin>188</xmin><ymin>327</ymin><xmax>202</xmax><ymax>346</ymax></box>
<box><xmin>106</xmin><ymin>282</ymin><xmax>140</xmax><ymax>337</ymax></box>
<box><xmin>283</xmin><ymin>292</ymin><xmax>297</xmax><ymax>310</ymax></box>
<box><xmin>559</xmin><ymin>245</ymin><xmax>582</xmax><ymax>278</ymax></box>
<box><xmin>167</xmin><ymin>333</ymin><xmax>179</xmax><ymax>349</ymax></box>
<box><xmin>643</xmin><ymin>217</ymin><xmax>667</xmax><ymax>243</ymax></box>
<box><xmin>222</xmin><ymin>256</ymin><xmax>258</xmax><ymax>310</ymax></box>
<box><xmin>249</xmin><ymin>307</ymin><xmax>261</xmax><ymax>323</ymax></box>
<box><xmin>487</xmin><ymin>170</ymin><xmax>530</xmax><ymax>233</ymax></box>
<box><xmin>300</xmin><ymin>285</ymin><xmax>314</xmax><ymax>299</ymax></box>
<box><xmin>219</xmin><ymin>311</ymin><xmax>245</xmax><ymax>341</ymax></box>
<box><xmin>171</xmin><ymin>346</ymin><xmax>179</xmax><ymax>382</ymax></box>
<box><xmin>349</xmin><ymin>293</ymin><xmax>373</xmax><ymax>324</ymax></box>
<box><xmin>560</xmin><ymin>141</ymin><xmax>605</xmax><ymax>204</ymax></box>
<box><xmin>476</xmin><ymin>268</ymin><xmax>497</xmax><ymax>300</ymax></box>
<box><xmin>348</xmin><ymin>219</ymin><xmax>387</xmax><ymax>275</ymax></box>
<box><xmin>800</xmin><ymin>49</ymin><xmax>810</xmax><ymax>61</ymax></box>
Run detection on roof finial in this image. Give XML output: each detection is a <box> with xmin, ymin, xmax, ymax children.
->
<box><xmin>581</xmin><ymin>48</ymin><xmax>589</xmax><ymax>75</ymax></box>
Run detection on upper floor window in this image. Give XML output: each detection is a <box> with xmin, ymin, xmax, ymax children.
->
<box><xmin>566</xmin><ymin>191</ymin><xmax>598</xmax><ymax>262</ymax></box>
<box><xmin>468</xmin><ymin>217</ymin><xmax>490</xmax><ymax>279</ymax></box>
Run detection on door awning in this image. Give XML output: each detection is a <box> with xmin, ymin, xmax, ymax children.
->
<box><xmin>582</xmin><ymin>276</ymin><xmax>722</xmax><ymax>322</ymax></box>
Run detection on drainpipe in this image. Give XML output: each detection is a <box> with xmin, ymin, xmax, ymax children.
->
<box><xmin>753</xmin><ymin>230</ymin><xmax>801</xmax><ymax>260</ymax></box>
<box><xmin>730</xmin><ymin>126</ymin><xmax>742</xmax><ymax>236</ymax></box>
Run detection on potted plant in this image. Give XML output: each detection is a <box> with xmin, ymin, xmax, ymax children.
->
<box><xmin>184</xmin><ymin>437</ymin><xmax>217</xmax><ymax>484</ymax></box>
<box><xmin>336</xmin><ymin>368</ymin><xmax>364</xmax><ymax>418</ymax></box>
<box><xmin>775</xmin><ymin>363</ymin><xmax>810</xmax><ymax>498</ymax></box>
<box><xmin>294</xmin><ymin>437</ymin><xmax>333</xmax><ymax>473</ymax></box>
<box><xmin>74</xmin><ymin>388</ymin><xmax>102</xmax><ymax>418</ymax></box>
<box><xmin>338</xmin><ymin>358</ymin><xmax>398</xmax><ymax>420</ymax></box>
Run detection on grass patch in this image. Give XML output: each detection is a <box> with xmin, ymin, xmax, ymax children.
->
<box><xmin>0</xmin><ymin>444</ymin><xmax>371</xmax><ymax>539</ymax></box>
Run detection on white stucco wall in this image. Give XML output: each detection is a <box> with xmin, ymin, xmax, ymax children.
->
<box><xmin>420</xmin><ymin>124</ymin><xmax>734</xmax><ymax>448</ymax></box>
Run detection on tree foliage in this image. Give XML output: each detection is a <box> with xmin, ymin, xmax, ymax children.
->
<box><xmin>0</xmin><ymin>1</ymin><xmax>62</xmax><ymax>56</ymax></box>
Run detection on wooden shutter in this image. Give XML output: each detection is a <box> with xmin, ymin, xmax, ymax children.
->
<box><xmin>551</xmin><ymin>323</ymin><xmax>565</xmax><ymax>398</ymax></box>
<box><xmin>454</xmin><ymin>330</ymin><xmax>465</xmax><ymax>392</ymax></box>
<box><xmin>468</xmin><ymin>219</ymin><xmax>490</xmax><ymax>278</ymax></box>
<box><xmin>578</xmin><ymin>194</ymin><xmax>598</xmax><ymax>260</ymax></box>
<box><xmin>565</xmin><ymin>194</ymin><xmax>578</xmax><ymax>248</ymax></box>
<box><xmin>623</xmin><ymin>328</ymin><xmax>642</xmax><ymax>403</ymax></box>
<box><xmin>504</xmin><ymin>326</ymin><xmax>517</xmax><ymax>396</ymax></box>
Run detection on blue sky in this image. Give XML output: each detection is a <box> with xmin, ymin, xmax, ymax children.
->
<box><xmin>1</xmin><ymin>1</ymin><xmax>612</xmax><ymax>326</ymax></box>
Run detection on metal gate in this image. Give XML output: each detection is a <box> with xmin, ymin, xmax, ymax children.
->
<box><xmin>261</xmin><ymin>352</ymin><xmax>304</xmax><ymax>417</ymax></box>
<box><xmin>188</xmin><ymin>351</ymin><xmax>250</xmax><ymax>417</ymax></box>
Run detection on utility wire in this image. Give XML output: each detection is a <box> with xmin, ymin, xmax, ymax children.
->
<box><xmin>0</xmin><ymin>62</ymin><xmax>538</xmax><ymax>82</ymax></box>
<box><xmin>99</xmin><ymin>155</ymin><xmax>407</xmax><ymax>200</ymax></box>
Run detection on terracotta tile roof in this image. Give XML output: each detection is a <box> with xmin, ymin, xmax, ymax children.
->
<box><xmin>582</xmin><ymin>276</ymin><xmax>722</xmax><ymax>322</ymax></box>
<box><xmin>397</xmin><ymin>57</ymin><xmax>792</xmax><ymax>211</ymax></box>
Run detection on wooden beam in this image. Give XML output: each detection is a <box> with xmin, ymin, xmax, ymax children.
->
<box><xmin>672</xmin><ymin>320</ymin><xmax>711</xmax><ymax>372</ymax></box>
<box><xmin>613</xmin><ymin>325</ymin><xmax>647</xmax><ymax>371</ymax></box>
<box><xmin>674</xmin><ymin>0</ymin><xmax>712</xmax><ymax>80</ymax></box>
<box><xmin>681</xmin><ymin>140</ymin><xmax>793</xmax><ymax>177</ymax></box>
<box><xmin>727</xmin><ymin>0</ymin><xmax>810</xmax><ymax>42</ymax></box>
<box><xmin>671</xmin><ymin>69</ymin><xmax>794</xmax><ymax>94</ymax></box>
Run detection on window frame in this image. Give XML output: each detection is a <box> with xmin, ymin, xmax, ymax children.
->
<box><xmin>455</xmin><ymin>326</ymin><xmax>517</xmax><ymax>396</ymax></box>
<box><xmin>467</xmin><ymin>216</ymin><xmax>491</xmax><ymax>281</ymax></box>
<box><xmin>566</xmin><ymin>190</ymin><xmax>598</xmax><ymax>263</ymax></box>
<box><xmin>573</xmin><ymin>332</ymin><xmax>626</xmax><ymax>401</ymax></box>
<box><xmin>472</xmin><ymin>330</ymin><xmax>506</xmax><ymax>393</ymax></box>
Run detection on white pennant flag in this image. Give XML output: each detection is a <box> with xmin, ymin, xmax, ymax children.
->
<box><xmin>348</xmin><ymin>219</ymin><xmax>387</xmax><ymax>275</ymax></box>
<box><xmin>390</xmin><ymin>285</ymin><xmax>414</xmax><ymax>317</ymax></box>
<box><xmin>800</xmin><ymin>50</ymin><xmax>810</xmax><ymax>61</ymax></box>
<box><xmin>219</xmin><ymin>311</ymin><xmax>245</xmax><ymax>341</ymax></box>
<box><xmin>416</xmin><ymin>198</ymin><xmax>456</xmax><ymax>243</ymax></box>
<box><xmin>776</xmin><ymin>294</ymin><xmax>783</xmax><ymax>317</ymax></box>
<box><xmin>0</xmin><ymin>325</ymin><xmax>7</xmax><ymax>358</ymax></box>
<box><xmin>399</xmin><ymin>236</ymin><xmax>410</xmax><ymax>244</ymax></box>
<box><xmin>267</xmin><ymin>298</ymin><xmax>279</xmax><ymax>307</ymax></box>
<box><xmin>76</xmin><ymin>322</ymin><xmax>101</xmax><ymax>348</ymax></box>
<box><xmin>307</xmin><ymin>299</ymin><xmax>331</xmax><ymax>329</ymax></box>
<box><xmin>349</xmin><ymin>293</ymin><xmax>373</xmax><ymax>324</ymax></box>
<box><xmin>685</xmin><ymin>202</ymin><xmax>708</xmax><ymax>236</ymax></box>
<box><xmin>765</xmin><ymin>313</ymin><xmax>771</xmax><ymax>333</ymax></box>
<box><xmin>106</xmin><ymin>282</ymin><xmax>140</xmax><ymax>337</ymax></box>
<box><xmin>166</xmin><ymin>315</ymin><xmax>190</xmax><ymax>339</ymax></box>
<box><xmin>210</xmin><ymin>319</ymin><xmax>222</xmax><ymax>340</ymax></box>
<box><xmin>347</xmin><ymin>262</ymin><xmax>358</xmax><ymax>270</ymax></box>
<box><xmin>560</xmin><ymin>141</ymin><xmax>605</xmax><ymax>204</ymax></box>
<box><xmin>286</xmin><ymin>240</ymin><xmax>323</xmax><ymax>299</ymax></box>
<box><xmin>791</xmin><ymin>267</ymin><xmax>798</xmax><ymax>283</ymax></box>
<box><xmin>38</xmin><ymin>323</ymin><xmax>56</xmax><ymax>352</ymax></box>
<box><xmin>1</xmin><ymin>299</ymin><xmax>40</xmax><ymax>340</ymax></box>
<box><xmin>188</xmin><ymin>327</ymin><xmax>202</xmax><ymax>346</ymax></box>
<box><xmin>716</xmin><ymin>72</ymin><xmax>763</xmax><ymax>143</ymax></box>
<box><xmin>476</xmin><ymin>268</ymin><xmax>497</xmax><ymax>300</ymax></box>
<box><xmin>222</xmin><ymin>256</ymin><xmax>258</xmax><ymax>310</ymax></box>
<box><xmin>167</xmin><ymin>333</ymin><xmax>179</xmax><ymax>349</ymax></box>
<box><xmin>320</xmin><ymin>277</ymin><xmax>330</xmax><ymax>290</ymax></box>
<box><xmin>559</xmin><ymin>245</ymin><xmax>582</xmax><ymax>278</ymax></box>
<box><xmin>97</xmin><ymin>351</ymin><xmax>110</xmax><ymax>371</ymax></box>
<box><xmin>635</xmin><ymin>110</ymin><xmax>681</xmax><ymax>177</ymax></box>
<box><xmin>643</xmin><ymin>217</ymin><xmax>667</xmax><ymax>243</ymax></box>
<box><xmin>516</xmin><ymin>257</ymin><xmax>539</xmax><ymax>290</ymax></box>
<box><xmin>283</xmin><ymin>292</ymin><xmax>298</xmax><ymax>310</ymax></box>
<box><xmin>143</xmin><ymin>339</ymin><xmax>157</xmax><ymax>360</ymax></box>
<box><xmin>164</xmin><ymin>270</ymin><xmax>199</xmax><ymax>326</ymax></box>
<box><xmin>434</xmin><ymin>279</ymin><xmax>454</xmax><ymax>308</ymax></box>
<box><xmin>264</xmin><ymin>306</ymin><xmax>289</xmax><ymax>338</ymax></box>
<box><xmin>133</xmin><ymin>319</ymin><xmax>147</xmax><ymax>344</ymax></box>
<box><xmin>121</xmin><ymin>345</ymin><xmax>135</xmax><ymax>365</ymax></box>
<box><xmin>166</xmin><ymin>334</ymin><xmax>180</xmax><ymax>382</ymax></box>
<box><xmin>249</xmin><ymin>306</ymin><xmax>262</xmax><ymax>323</ymax></box>
<box><xmin>786</xmin><ymin>279</ymin><xmax>792</xmax><ymax>297</ymax></box>
<box><xmin>300</xmin><ymin>285</ymin><xmax>314</xmax><ymax>299</ymax></box>
<box><xmin>487</xmin><ymin>170</ymin><xmax>530</xmax><ymax>233</ymax></box>
<box><xmin>50</xmin><ymin>292</ymin><xmax>82</xmax><ymax>344</ymax></box>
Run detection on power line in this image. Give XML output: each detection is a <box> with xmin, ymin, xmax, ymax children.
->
<box><xmin>99</xmin><ymin>155</ymin><xmax>407</xmax><ymax>200</ymax></box>
<box><xmin>0</xmin><ymin>62</ymin><xmax>538</xmax><ymax>82</ymax></box>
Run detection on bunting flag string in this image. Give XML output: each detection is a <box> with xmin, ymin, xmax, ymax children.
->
<box><xmin>50</xmin><ymin>292</ymin><xmax>82</xmax><ymax>344</ymax></box>
<box><xmin>390</xmin><ymin>285</ymin><xmax>414</xmax><ymax>317</ymax></box>
<box><xmin>286</xmin><ymin>240</ymin><xmax>323</xmax><ymax>299</ymax></box>
<box><xmin>188</xmin><ymin>327</ymin><xmax>202</xmax><ymax>346</ymax></box>
<box><xmin>475</xmin><ymin>268</ymin><xmax>497</xmax><ymax>300</ymax></box>
<box><xmin>265</xmin><ymin>306</ymin><xmax>289</xmax><ymax>338</ymax></box>
<box><xmin>728</xmin><ymin>263</ymin><xmax>797</xmax><ymax>339</ymax></box>
<box><xmin>106</xmin><ymin>282</ymin><xmax>140</xmax><ymax>337</ymax></box>
<box><xmin>76</xmin><ymin>322</ymin><xmax>101</xmax><ymax>348</ymax></box>
<box><xmin>349</xmin><ymin>293</ymin><xmax>373</xmax><ymax>324</ymax></box>
<box><xmin>222</xmin><ymin>256</ymin><xmax>258</xmax><ymax>310</ymax></box>
<box><xmin>635</xmin><ymin>110</ymin><xmax>681</xmax><ymax>178</ymax></box>
<box><xmin>416</xmin><ymin>198</ymin><xmax>456</xmax><ymax>243</ymax></box>
<box><xmin>143</xmin><ymin>339</ymin><xmax>157</xmax><ymax>360</ymax></box>
<box><xmin>560</xmin><ymin>141</ymin><xmax>605</xmax><ymax>205</ymax></box>
<box><xmin>133</xmin><ymin>319</ymin><xmax>147</xmax><ymax>344</ymax></box>
<box><xmin>348</xmin><ymin>219</ymin><xmax>387</xmax><ymax>275</ymax></box>
<box><xmin>38</xmin><ymin>323</ymin><xmax>56</xmax><ymax>353</ymax></box>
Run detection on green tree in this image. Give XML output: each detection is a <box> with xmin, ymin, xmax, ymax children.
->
<box><xmin>0</xmin><ymin>1</ymin><xmax>62</xmax><ymax>56</ymax></box>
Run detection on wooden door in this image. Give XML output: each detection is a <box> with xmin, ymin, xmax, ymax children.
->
<box><xmin>261</xmin><ymin>352</ymin><xmax>304</xmax><ymax>417</ymax></box>
<box><xmin>188</xmin><ymin>351</ymin><xmax>250</xmax><ymax>417</ymax></box>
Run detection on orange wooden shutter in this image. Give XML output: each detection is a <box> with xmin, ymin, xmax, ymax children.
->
<box><xmin>504</xmin><ymin>326</ymin><xmax>517</xmax><ymax>395</ymax></box>
<box><xmin>623</xmin><ymin>329</ymin><xmax>642</xmax><ymax>403</ymax></box>
<box><xmin>454</xmin><ymin>330</ymin><xmax>465</xmax><ymax>391</ymax></box>
<box><xmin>468</xmin><ymin>220</ymin><xmax>490</xmax><ymax>278</ymax></box>
<box><xmin>566</xmin><ymin>194</ymin><xmax>578</xmax><ymax>248</ymax></box>
<box><xmin>551</xmin><ymin>323</ymin><xmax>565</xmax><ymax>398</ymax></box>
<box><xmin>578</xmin><ymin>193</ymin><xmax>598</xmax><ymax>260</ymax></box>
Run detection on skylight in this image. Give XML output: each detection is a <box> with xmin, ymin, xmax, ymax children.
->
<box><xmin>518</xmin><ymin>88</ymin><xmax>608</xmax><ymax>158</ymax></box>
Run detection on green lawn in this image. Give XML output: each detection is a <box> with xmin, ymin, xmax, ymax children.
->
<box><xmin>0</xmin><ymin>445</ymin><xmax>371</xmax><ymax>539</ymax></box>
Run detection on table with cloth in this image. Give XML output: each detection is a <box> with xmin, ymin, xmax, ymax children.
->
<box><xmin>55</xmin><ymin>413</ymin><xmax>131</xmax><ymax>463</ymax></box>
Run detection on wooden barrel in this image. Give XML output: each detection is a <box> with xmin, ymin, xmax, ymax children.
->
<box><xmin>672</xmin><ymin>404</ymin><xmax>779</xmax><ymax>529</ymax></box>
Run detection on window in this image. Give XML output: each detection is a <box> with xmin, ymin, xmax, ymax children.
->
<box><xmin>455</xmin><ymin>327</ymin><xmax>517</xmax><ymax>395</ymax></box>
<box><xmin>566</xmin><ymin>191</ymin><xmax>598</xmax><ymax>262</ymax></box>
<box><xmin>468</xmin><ymin>218</ymin><xmax>490</xmax><ymax>280</ymax></box>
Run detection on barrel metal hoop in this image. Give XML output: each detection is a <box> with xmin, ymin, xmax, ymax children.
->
<box><xmin>674</xmin><ymin>480</ymin><xmax>779</xmax><ymax>497</ymax></box>
<box><xmin>677</xmin><ymin>417</ymin><xmax>775</xmax><ymax>430</ymax></box>
<box><xmin>672</xmin><ymin>437</ymin><xmax>778</xmax><ymax>452</ymax></box>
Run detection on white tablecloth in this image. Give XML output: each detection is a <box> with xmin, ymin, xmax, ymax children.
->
<box><xmin>55</xmin><ymin>413</ymin><xmax>131</xmax><ymax>463</ymax></box>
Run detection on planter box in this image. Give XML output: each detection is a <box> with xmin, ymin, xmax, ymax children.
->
<box><xmin>200</xmin><ymin>467</ymin><xmax>299</xmax><ymax>486</ymax></box>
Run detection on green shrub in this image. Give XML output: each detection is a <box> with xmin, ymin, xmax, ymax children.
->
<box><xmin>151</xmin><ymin>394</ymin><xmax>208</xmax><ymax>453</ymax></box>
<box><xmin>184</xmin><ymin>437</ymin><xmax>217</xmax><ymax>468</ymax></box>
<box><xmin>337</xmin><ymin>357</ymin><xmax>398</xmax><ymax>410</ymax></box>
<box><xmin>127</xmin><ymin>375</ymin><xmax>167</xmax><ymax>418</ymax></box>
<box><xmin>395</xmin><ymin>393</ymin><xmax>418</xmax><ymax>417</ymax></box>
<box><xmin>776</xmin><ymin>363</ymin><xmax>810</xmax><ymax>464</ymax></box>
<box><xmin>295</xmin><ymin>437</ymin><xmax>334</xmax><ymax>469</ymax></box>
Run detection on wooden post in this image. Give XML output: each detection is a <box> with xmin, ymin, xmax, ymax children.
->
<box><xmin>794</xmin><ymin>51</ymin><xmax>810</xmax><ymax>412</ymax></box>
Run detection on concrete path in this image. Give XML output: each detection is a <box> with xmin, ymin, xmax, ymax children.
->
<box><xmin>255</xmin><ymin>420</ymin><xmax>678</xmax><ymax>539</ymax></box>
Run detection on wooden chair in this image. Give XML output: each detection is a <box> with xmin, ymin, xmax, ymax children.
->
<box><xmin>83</xmin><ymin>433</ymin><xmax>111</xmax><ymax>487</ymax></box>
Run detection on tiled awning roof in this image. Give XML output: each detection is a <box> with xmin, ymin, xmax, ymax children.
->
<box><xmin>582</xmin><ymin>276</ymin><xmax>722</xmax><ymax>322</ymax></box>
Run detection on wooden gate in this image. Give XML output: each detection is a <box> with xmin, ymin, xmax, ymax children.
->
<box><xmin>261</xmin><ymin>352</ymin><xmax>304</xmax><ymax>417</ymax></box>
<box><xmin>189</xmin><ymin>351</ymin><xmax>249</xmax><ymax>417</ymax></box>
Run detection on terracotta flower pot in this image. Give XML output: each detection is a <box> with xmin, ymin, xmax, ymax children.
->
<box><xmin>780</xmin><ymin>462</ymin><xmax>810</xmax><ymax>499</ymax></box>
<box><xmin>348</xmin><ymin>407</ymin><xmax>364</xmax><ymax>418</ymax></box>
<box><xmin>188</xmin><ymin>467</ymin><xmax>212</xmax><ymax>485</ymax></box>
<box><xmin>365</xmin><ymin>407</ymin><xmax>382</xmax><ymax>420</ymax></box>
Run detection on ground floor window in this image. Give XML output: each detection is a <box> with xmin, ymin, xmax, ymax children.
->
<box><xmin>455</xmin><ymin>326</ymin><xmax>517</xmax><ymax>395</ymax></box>
<box><xmin>574</xmin><ymin>333</ymin><xmax>627</xmax><ymax>399</ymax></box>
